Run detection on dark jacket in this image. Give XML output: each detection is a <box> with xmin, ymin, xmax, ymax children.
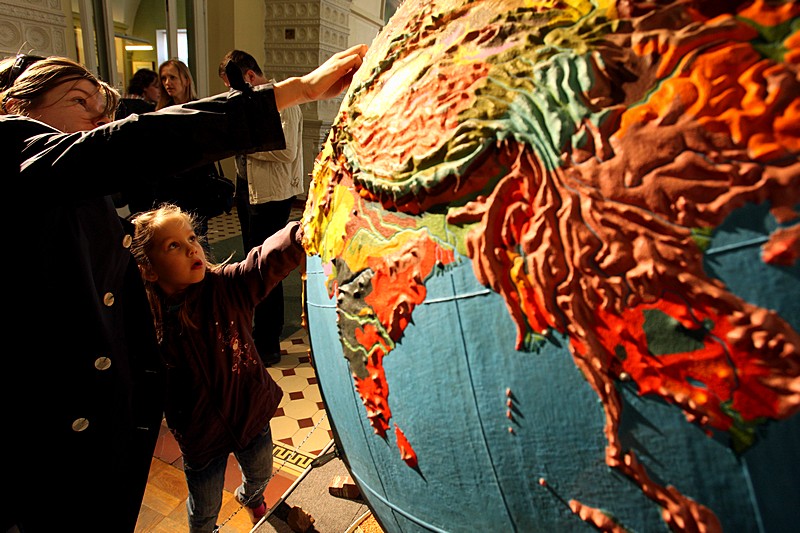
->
<box><xmin>0</xmin><ymin>85</ymin><xmax>285</xmax><ymax>532</ymax></box>
<box><xmin>114</xmin><ymin>98</ymin><xmax>158</xmax><ymax>213</ymax></box>
<box><xmin>151</xmin><ymin>98</ymin><xmax>231</xmax><ymax>223</ymax></box>
<box><xmin>152</xmin><ymin>161</ymin><xmax>225</xmax><ymax>221</ymax></box>
<box><xmin>161</xmin><ymin>222</ymin><xmax>303</xmax><ymax>466</ymax></box>
<box><xmin>115</xmin><ymin>97</ymin><xmax>156</xmax><ymax>120</ymax></box>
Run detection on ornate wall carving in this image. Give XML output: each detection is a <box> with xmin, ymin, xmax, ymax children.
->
<box><xmin>0</xmin><ymin>0</ymin><xmax>68</xmax><ymax>59</ymax></box>
<box><xmin>262</xmin><ymin>1</ymin><xmax>350</xmax><ymax>80</ymax></box>
<box><xmin>263</xmin><ymin>0</ymin><xmax>360</xmax><ymax>190</ymax></box>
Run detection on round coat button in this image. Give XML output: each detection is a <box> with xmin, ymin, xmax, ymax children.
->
<box><xmin>94</xmin><ymin>357</ymin><xmax>112</xmax><ymax>371</ymax></box>
<box><xmin>103</xmin><ymin>292</ymin><xmax>115</xmax><ymax>306</ymax></box>
<box><xmin>71</xmin><ymin>418</ymin><xmax>89</xmax><ymax>432</ymax></box>
<box><xmin>122</xmin><ymin>234</ymin><xmax>133</xmax><ymax>248</ymax></box>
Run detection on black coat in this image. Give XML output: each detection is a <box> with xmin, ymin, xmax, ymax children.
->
<box><xmin>0</xmin><ymin>85</ymin><xmax>285</xmax><ymax>532</ymax></box>
<box><xmin>115</xmin><ymin>97</ymin><xmax>156</xmax><ymax>120</ymax></box>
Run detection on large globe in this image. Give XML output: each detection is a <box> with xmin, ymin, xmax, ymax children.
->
<box><xmin>301</xmin><ymin>1</ymin><xmax>800</xmax><ymax>531</ymax></box>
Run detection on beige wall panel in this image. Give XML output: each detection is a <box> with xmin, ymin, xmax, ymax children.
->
<box><xmin>1</xmin><ymin>0</ymin><xmax>72</xmax><ymax>59</ymax></box>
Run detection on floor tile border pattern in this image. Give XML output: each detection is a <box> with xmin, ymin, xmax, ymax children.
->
<box><xmin>272</xmin><ymin>441</ymin><xmax>317</xmax><ymax>476</ymax></box>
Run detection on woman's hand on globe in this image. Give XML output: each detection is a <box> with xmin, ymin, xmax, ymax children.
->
<box><xmin>274</xmin><ymin>44</ymin><xmax>368</xmax><ymax>110</ymax></box>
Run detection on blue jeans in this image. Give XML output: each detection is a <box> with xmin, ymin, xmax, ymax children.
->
<box><xmin>183</xmin><ymin>424</ymin><xmax>274</xmax><ymax>533</ymax></box>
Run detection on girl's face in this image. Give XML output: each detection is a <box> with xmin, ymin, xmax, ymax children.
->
<box><xmin>160</xmin><ymin>64</ymin><xmax>187</xmax><ymax>103</ymax></box>
<box><xmin>26</xmin><ymin>78</ymin><xmax>111</xmax><ymax>132</ymax></box>
<box><xmin>142</xmin><ymin>217</ymin><xmax>207</xmax><ymax>296</ymax></box>
<box><xmin>143</xmin><ymin>79</ymin><xmax>161</xmax><ymax>104</ymax></box>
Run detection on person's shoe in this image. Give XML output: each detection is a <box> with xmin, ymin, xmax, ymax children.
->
<box><xmin>238</xmin><ymin>497</ymin><xmax>267</xmax><ymax>525</ymax></box>
<box><xmin>246</xmin><ymin>502</ymin><xmax>268</xmax><ymax>524</ymax></box>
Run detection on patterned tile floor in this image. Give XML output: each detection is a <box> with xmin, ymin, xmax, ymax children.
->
<box><xmin>136</xmin><ymin>205</ymin><xmax>336</xmax><ymax>532</ymax></box>
<box><xmin>205</xmin><ymin>207</ymin><xmax>245</xmax><ymax>245</ymax></box>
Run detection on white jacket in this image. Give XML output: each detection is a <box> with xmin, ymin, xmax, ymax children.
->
<box><xmin>239</xmin><ymin>103</ymin><xmax>304</xmax><ymax>204</ymax></box>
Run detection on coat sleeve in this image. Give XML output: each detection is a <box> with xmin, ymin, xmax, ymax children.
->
<box><xmin>246</xmin><ymin>105</ymin><xmax>302</xmax><ymax>164</ymax></box>
<box><xmin>223</xmin><ymin>221</ymin><xmax>305</xmax><ymax>306</ymax></box>
<box><xmin>6</xmin><ymin>85</ymin><xmax>285</xmax><ymax>199</ymax></box>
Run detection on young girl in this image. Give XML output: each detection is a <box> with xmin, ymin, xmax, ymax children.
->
<box><xmin>131</xmin><ymin>203</ymin><xmax>305</xmax><ymax>532</ymax></box>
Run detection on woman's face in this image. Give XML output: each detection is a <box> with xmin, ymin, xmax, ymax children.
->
<box><xmin>160</xmin><ymin>64</ymin><xmax>187</xmax><ymax>103</ymax></box>
<box><xmin>26</xmin><ymin>78</ymin><xmax>111</xmax><ymax>132</ymax></box>
<box><xmin>143</xmin><ymin>78</ymin><xmax>161</xmax><ymax>104</ymax></box>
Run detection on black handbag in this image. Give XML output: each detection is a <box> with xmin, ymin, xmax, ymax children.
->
<box><xmin>154</xmin><ymin>161</ymin><xmax>234</xmax><ymax>219</ymax></box>
<box><xmin>194</xmin><ymin>161</ymin><xmax>235</xmax><ymax>219</ymax></box>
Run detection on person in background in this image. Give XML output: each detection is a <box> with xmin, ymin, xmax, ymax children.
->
<box><xmin>115</xmin><ymin>67</ymin><xmax>160</xmax><ymax>119</ymax></box>
<box><xmin>219</xmin><ymin>49</ymin><xmax>304</xmax><ymax>366</ymax></box>
<box><xmin>157</xmin><ymin>58</ymin><xmax>195</xmax><ymax>109</ymax></box>
<box><xmin>131</xmin><ymin>204</ymin><xmax>303</xmax><ymax>531</ymax></box>
<box><xmin>153</xmin><ymin>58</ymin><xmax>218</xmax><ymax>237</ymax></box>
<box><xmin>0</xmin><ymin>44</ymin><xmax>367</xmax><ymax>533</ymax></box>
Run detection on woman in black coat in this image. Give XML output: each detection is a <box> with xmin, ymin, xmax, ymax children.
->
<box><xmin>0</xmin><ymin>46</ymin><xmax>365</xmax><ymax>533</ymax></box>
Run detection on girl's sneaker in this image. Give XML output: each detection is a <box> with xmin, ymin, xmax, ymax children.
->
<box><xmin>237</xmin><ymin>496</ymin><xmax>267</xmax><ymax>525</ymax></box>
<box><xmin>246</xmin><ymin>502</ymin><xmax>267</xmax><ymax>524</ymax></box>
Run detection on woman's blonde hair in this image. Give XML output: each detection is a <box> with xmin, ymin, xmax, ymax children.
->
<box><xmin>131</xmin><ymin>204</ymin><xmax>211</xmax><ymax>343</ymax></box>
<box><xmin>0</xmin><ymin>56</ymin><xmax>119</xmax><ymax>117</ymax></box>
<box><xmin>156</xmin><ymin>58</ymin><xmax>196</xmax><ymax>110</ymax></box>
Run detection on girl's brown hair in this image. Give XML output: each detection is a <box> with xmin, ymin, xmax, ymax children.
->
<box><xmin>131</xmin><ymin>204</ymin><xmax>209</xmax><ymax>343</ymax></box>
